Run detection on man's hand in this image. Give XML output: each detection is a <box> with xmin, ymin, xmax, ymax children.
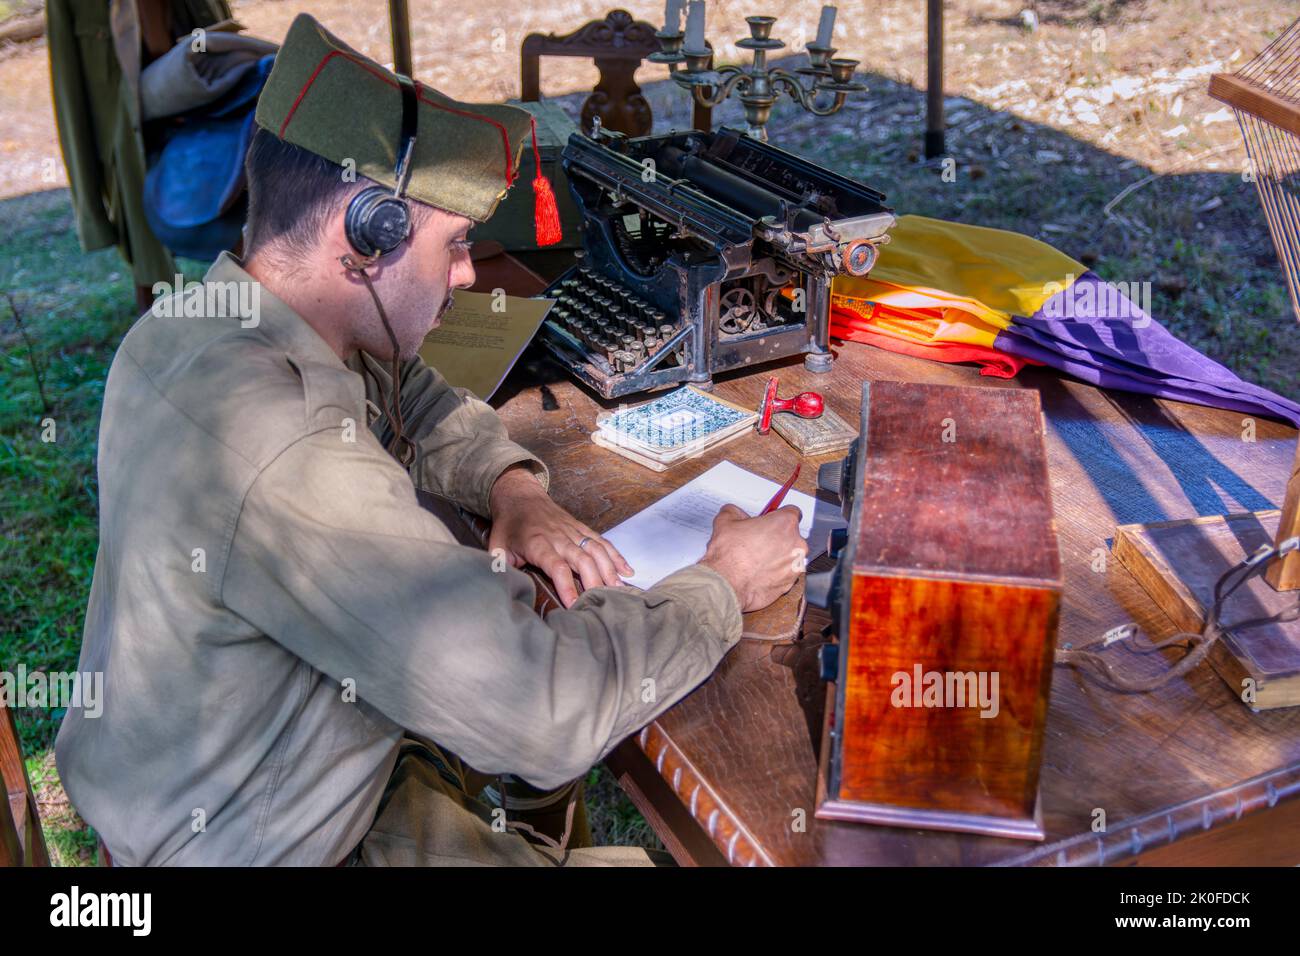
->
<box><xmin>487</xmin><ymin>464</ymin><xmax>634</xmax><ymax>607</ymax></box>
<box><xmin>699</xmin><ymin>504</ymin><xmax>808</xmax><ymax>613</ymax></box>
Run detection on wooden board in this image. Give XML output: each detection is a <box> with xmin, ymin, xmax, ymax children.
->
<box><xmin>1209</xmin><ymin>73</ymin><xmax>1300</xmax><ymax>140</ymax></box>
<box><xmin>1266</xmin><ymin>443</ymin><xmax>1300</xmax><ymax>590</ymax></box>
<box><xmin>1114</xmin><ymin>510</ymin><xmax>1300</xmax><ymax>710</ymax></box>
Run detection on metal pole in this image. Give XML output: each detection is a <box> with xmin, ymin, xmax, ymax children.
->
<box><xmin>925</xmin><ymin>0</ymin><xmax>944</xmax><ymax>158</ymax></box>
<box><xmin>389</xmin><ymin>0</ymin><xmax>413</xmax><ymax>77</ymax></box>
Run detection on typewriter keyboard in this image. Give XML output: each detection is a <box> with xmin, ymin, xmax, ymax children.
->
<box><xmin>545</xmin><ymin>267</ymin><xmax>679</xmax><ymax>373</ymax></box>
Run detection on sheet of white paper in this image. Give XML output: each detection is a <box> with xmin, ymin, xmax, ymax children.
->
<box><xmin>602</xmin><ymin>460</ymin><xmax>824</xmax><ymax>590</ymax></box>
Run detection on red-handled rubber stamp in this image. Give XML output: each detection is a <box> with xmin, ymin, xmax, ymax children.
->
<box><xmin>757</xmin><ymin>376</ymin><xmax>824</xmax><ymax>435</ymax></box>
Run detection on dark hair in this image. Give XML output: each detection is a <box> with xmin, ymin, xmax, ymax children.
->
<box><xmin>242</xmin><ymin>128</ymin><xmax>361</xmax><ymax>263</ymax></box>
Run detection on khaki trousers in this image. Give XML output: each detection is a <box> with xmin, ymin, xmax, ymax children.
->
<box><xmin>356</xmin><ymin>738</ymin><xmax>668</xmax><ymax>867</ymax></box>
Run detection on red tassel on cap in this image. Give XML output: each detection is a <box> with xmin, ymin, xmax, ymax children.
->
<box><xmin>530</xmin><ymin>116</ymin><xmax>562</xmax><ymax>247</ymax></box>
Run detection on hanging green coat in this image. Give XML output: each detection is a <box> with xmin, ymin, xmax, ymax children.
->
<box><xmin>46</xmin><ymin>0</ymin><xmax>230</xmax><ymax>286</ymax></box>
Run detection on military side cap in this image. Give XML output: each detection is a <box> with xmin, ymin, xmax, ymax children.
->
<box><xmin>255</xmin><ymin>14</ymin><xmax>561</xmax><ymax>242</ymax></box>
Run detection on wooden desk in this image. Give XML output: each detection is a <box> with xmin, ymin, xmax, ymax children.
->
<box><xmin>476</xmin><ymin>251</ymin><xmax>1300</xmax><ymax>867</ymax></box>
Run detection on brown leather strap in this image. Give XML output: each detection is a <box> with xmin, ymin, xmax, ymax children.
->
<box><xmin>496</xmin><ymin>774</ymin><xmax>581</xmax><ymax>860</ymax></box>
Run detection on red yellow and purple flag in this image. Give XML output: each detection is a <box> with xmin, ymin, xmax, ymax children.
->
<box><xmin>828</xmin><ymin>215</ymin><xmax>1299</xmax><ymax>428</ymax></box>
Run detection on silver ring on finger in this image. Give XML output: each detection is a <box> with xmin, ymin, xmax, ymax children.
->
<box><xmin>577</xmin><ymin>536</ymin><xmax>592</xmax><ymax>551</ymax></box>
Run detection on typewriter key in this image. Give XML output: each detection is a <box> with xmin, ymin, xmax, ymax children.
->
<box><xmin>658</xmin><ymin>322</ymin><xmax>675</xmax><ymax>340</ymax></box>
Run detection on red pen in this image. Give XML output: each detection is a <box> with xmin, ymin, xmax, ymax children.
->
<box><xmin>760</xmin><ymin>463</ymin><xmax>801</xmax><ymax>515</ymax></box>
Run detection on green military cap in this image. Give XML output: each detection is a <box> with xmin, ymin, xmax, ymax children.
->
<box><xmin>255</xmin><ymin>13</ymin><xmax>561</xmax><ymax>239</ymax></box>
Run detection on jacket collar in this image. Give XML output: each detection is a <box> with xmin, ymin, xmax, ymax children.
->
<box><xmin>204</xmin><ymin>251</ymin><xmax>368</xmax><ymax>421</ymax></box>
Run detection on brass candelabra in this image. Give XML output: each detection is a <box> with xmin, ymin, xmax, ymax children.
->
<box><xmin>649</xmin><ymin>14</ymin><xmax>865</xmax><ymax>142</ymax></box>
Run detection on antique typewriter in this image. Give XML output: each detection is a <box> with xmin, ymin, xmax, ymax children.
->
<box><xmin>534</xmin><ymin>124</ymin><xmax>896</xmax><ymax>399</ymax></box>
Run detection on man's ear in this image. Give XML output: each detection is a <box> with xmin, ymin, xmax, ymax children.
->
<box><xmin>325</xmin><ymin>195</ymin><xmax>359</xmax><ymax>264</ymax></box>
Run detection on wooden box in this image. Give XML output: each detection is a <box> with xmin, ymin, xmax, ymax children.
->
<box><xmin>815</xmin><ymin>381</ymin><xmax>1062</xmax><ymax>840</ymax></box>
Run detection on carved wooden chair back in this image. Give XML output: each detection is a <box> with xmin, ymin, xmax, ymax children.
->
<box><xmin>521</xmin><ymin>9</ymin><xmax>713</xmax><ymax>135</ymax></box>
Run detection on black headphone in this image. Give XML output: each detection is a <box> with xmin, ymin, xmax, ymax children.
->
<box><xmin>344</xmin><ymin>73</ymin><xmax>419</xmax><ymax>259</ymax></box>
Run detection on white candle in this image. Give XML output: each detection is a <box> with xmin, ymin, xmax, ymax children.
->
<box><xmin>816</xmin><ymin>4</ymin><xmax>837</xmax><ymax>47</ymax></box>
<box><xmin>685</xmin><ymin>0</ymin><xmax>706</xmax><ymax>52</ymax></box>
<box><xmin>664</xmin><ymin>0</ymin><xmax>684</xmax><ymax>33</ymax></box>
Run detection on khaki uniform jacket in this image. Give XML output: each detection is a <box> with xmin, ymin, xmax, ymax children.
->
<box><xmin>55</xmin><ymin>253</ymin><xmax>743</xmax><ymax>865</ymax></box>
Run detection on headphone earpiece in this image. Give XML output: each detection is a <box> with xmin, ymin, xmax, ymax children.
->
<box><xmin>342</xmin><ymin>72</ymin><xmax>419</xmax><ymax>262</ymax></box>
<box><xmin>344</xmin><ymin>187</ymin><xmax>411</xmax><ymax>258</ymax></box>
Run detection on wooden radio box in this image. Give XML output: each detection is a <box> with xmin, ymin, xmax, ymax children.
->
<box><xmin>814</xmin><ymin>381</ymin><xmax>1061</xmax><ymax>840</ymax></box>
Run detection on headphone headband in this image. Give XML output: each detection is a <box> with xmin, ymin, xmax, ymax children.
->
<box><xmin>394</xmin><ymin>73</ymin><xmax>418</xmax><ymax>198</ymax></box>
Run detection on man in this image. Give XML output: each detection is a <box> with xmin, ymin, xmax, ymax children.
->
<box><xmin>56</xmin><ymin>14</ymin><xmax>807</xmax><ymax>866</ymax></box>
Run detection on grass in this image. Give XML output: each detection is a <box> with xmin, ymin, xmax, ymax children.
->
<box><xmin>584</xmin><ymin>765</ymin><xmax>664</xmax><ymax>852</ymax></box>
<box><xmin>2</xmin><ymin>84</ymin><xmax>1296</xmax><ymax>861</ymax></box>
<box><xmin>0</xmin><ymin>190</ymin><xmax>206</xmax><ymax>864</ymax></box>
<box><xmin>0</xmin><ymin>192</ymin><xmax>138</xmax><ymax>736</ymax></box>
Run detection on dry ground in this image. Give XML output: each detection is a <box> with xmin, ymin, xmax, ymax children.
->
<box><xmin>4</xmin><ymin>0</ymin><xmax>1298</xmax><ymax>389</ymax></box>
<box><xmin>2</xmin><ymin>0</ymin><xmax>1296</xmax><ymax>185</ymax></box>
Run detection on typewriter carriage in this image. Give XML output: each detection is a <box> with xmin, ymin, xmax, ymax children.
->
<box><xmin>535</xmin><ymin>125</ymin><xmax>895</xmax><ymax>399</ymax></box>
